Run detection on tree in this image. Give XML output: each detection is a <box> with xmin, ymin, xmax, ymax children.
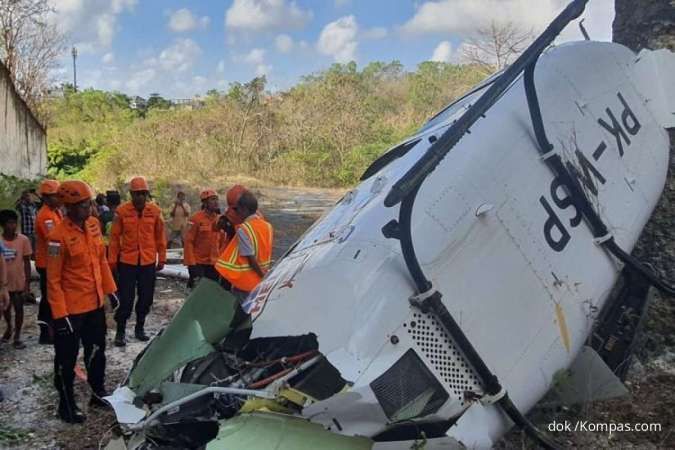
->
<box><xmin>147</xmin><ymin>93</ymin><xmax>172</xmax><ymax>110</ymax></box>
<box><xmin>461</xmin><ymin>21</ymin><xmax>534</xmax><ymax>75</ymax></box>
<box><xmin>0</xmin><ymin>0</ymin><xmax>65</xmax><ymax>112</ymax></box>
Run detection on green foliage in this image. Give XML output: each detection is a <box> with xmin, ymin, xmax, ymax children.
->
<box><xmin>147</xmin><ymin>93</ymin><xmax>172</xmax><ymax>110</ymax></box>
<box><xmin>0</xmin><ymin>174</ymin><xmax>38</xmax><ymax>210</ymax></box>
<box><xmin>45</xmin><ymin>62</ymin><xmax>488</xmax><ymax>191</ymax></box>
<box><xmin>46</xmin><ymin>88</ymin><xmax>138</xmax><ymax>180</ymax></box>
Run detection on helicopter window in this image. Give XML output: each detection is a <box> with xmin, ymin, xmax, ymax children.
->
<box><xmin>359</xmin><ymin>138</ymin><xmax>421</xmax><ymax>181</ymax></box>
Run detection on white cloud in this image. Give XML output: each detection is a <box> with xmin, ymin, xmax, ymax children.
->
<box><xmin>193</xmin><ymin>75</ymin><xmax>208</xmax><ymax>86</ymax></box>
<box><xmin>168</xmin><ymin>8</ymin><xmax>211</xmax><ymax>32</ymax></box>
<box><xmin>255</xmin><ymin>64</ymin><xmax>272</xmax><ymax>77</ymax></box>
<box><xmin>431</xmin><ymin>41</ymin><xmax>453</xmax><ymax>63</ymax></box>
<box><xmin>240</xmin><ymin>49</ymin><xmax>271</xmax><ymax>77</ymax></box>
<box><xmin>126</xmin><ymin>68</ymin><xmax>157</xmax><ymax>92</ymax></box>
<box><xmin>217</xmin><ymin>60</ymin><xmax>226</xmax><ymax>73</ymax></box>
<box><xmin>362</xmin><ymin>27</ymin><xmax>387</xmax><ymax>40</ymax></box>
<box><xmin>401</xmin><ymin>0</ymin><xmax>614</xmax><ymax>42</ymax></box>
<box><xmin>402</xmin><ymin>0</ymin><xmax>565</xmax><ymax>35</ymax></box>
<box><xmin>49</xmin><ymin>0</ymin><xmax>137</xmax><ymax>49</ymax></box>
<box><xmin>102</xmin><ymin>52</ymin><xmax>115</xmax><ymax>64</ymax></box>
<box><xmin>244</xmin><ymin>48</ymin><xmax>266</xmax><ymax>65</ymax></box>
<box><xmin>225</xmin><ymin>0</ymin><xmax>312</xmax><ymax>32</ymax></box>
<box><xmin>158</xmin><ymin>38</ymin><xmax>202</xmax><ymax>72</ymax></box>
<box><xmin>317</xmin><ymin>15</ymin><xmax>358</xmax><ymax>63</ymax></box>
<box><xmin>275</xmin><ymin>34</ymin><xmax>294</xmax><ymax>53</ymax></box>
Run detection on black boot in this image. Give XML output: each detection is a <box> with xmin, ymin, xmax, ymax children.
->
<box><xmin>89</xmin><ymin>390</ymin><xmax>110</xmax><ymax>409</ymax></box>
<box><xmin>134</xmin><ymin>317</ymin><xmax>149</xmax><ymax>342</ymax></box>
<box><xmin>114</xmin><ymin>322</ymin><xmax>126</xmax><ymax>347</ymax></box>
<box><xmin>57</xmin><ymin>386</ymin><xmax>86</xmax><ymax>424</ymax></box>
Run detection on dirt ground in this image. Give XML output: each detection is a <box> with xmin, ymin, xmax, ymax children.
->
<box><xmin>0</xmin><ymin>186</ymin><xmax>342</xmax><ymax>450</ymax></box>
<box><xmin>1</xmin><ymin>185</ymin><xmax>674</xmax><ymax>449</ymax></box>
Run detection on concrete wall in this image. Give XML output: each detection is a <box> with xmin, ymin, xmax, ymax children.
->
<box><xmin>0</xmin><ymin>61</ymin><xmax>47</xmax><ymax>179</ymax></box>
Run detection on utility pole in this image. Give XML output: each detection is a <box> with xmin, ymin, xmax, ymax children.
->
<box><xmin>72</xmin><ymin>46</ymin><xmax>78</xmax><ymax>92</ymax></box>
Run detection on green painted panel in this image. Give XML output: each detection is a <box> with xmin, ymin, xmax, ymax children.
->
<box><xmin>206</xmin><ymin>413</ymin><xmax>373</xmax><ymax>450</ymax></box>
<box><xmin>128</xmin><ymin>279</ymin><xmax>238</xmax><ymax>396</ymax></box>
<box><xmin>159</xmin><ymin>382</ymin><xmax>208</xmax><ymax>405</ymax></box>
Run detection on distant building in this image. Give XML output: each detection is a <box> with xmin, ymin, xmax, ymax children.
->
<box><xmin>0</xmin><ymin>61</ymin><xmax>47</xmax><ymax>178</ymax></box>
<box><xmin>171</xmin><ymin>98</ymin><xmax>205</xmax><ymax>110</ymax></box>
<box><xmin>130</xmin><ymin>96</ymin><xmax>147</xmax><ymax>110</ymax></box>
<box><xmin>47</xmin><ymin>85</ymin><xmax>66</xmax><ymax>99</ymax></box>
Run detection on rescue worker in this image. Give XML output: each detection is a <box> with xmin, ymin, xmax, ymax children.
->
<box><xmin>109</xmin><ymin>176</ymin><xmax>166</xmax><ymax>346</ymax></box>
<box><xmin>215</xmin><ymin>190</ymin><xmax>273</xmax><ymax>303</ymax></box>
<box><xmin>183</xmin><ymin>189</ymin><xmax>228</xmax><ymax>289</ymax></box>
<box><xmin>47</xmin><ymin>180</ymin><xmax>116</xmax><ymax>423</ymax></box>
<box><xmin>35</xmin><ymin>179</ymin><xmax>62</xmax><ymax>344</ymax></box>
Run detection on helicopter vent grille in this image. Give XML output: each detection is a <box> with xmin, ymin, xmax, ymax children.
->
<box><xmin>370</xmin><ymin>349</ymin><xmax>449</xmax><ymax>421</ymax></box>
<box><xmin>405</xmin><ymin>312</ymin><xmax>483</xmax><ymax>405</ymax></box>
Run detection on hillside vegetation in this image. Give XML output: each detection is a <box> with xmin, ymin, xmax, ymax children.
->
<box><xmin>45</xmin><ymin>61</ymin><xmax>487</xmax><ymax>191</ymax></box>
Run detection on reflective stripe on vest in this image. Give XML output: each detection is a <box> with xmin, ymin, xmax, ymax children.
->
<box><xmin>215</xmin><ymin>217</ymin><xmax>272</xmax><ymax>291</ymax></box>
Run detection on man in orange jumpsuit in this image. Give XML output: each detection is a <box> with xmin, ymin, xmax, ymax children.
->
<box><xmin>215</xmin><ymin>190</ymin><xmax>273</xmax><ymax>303</ymax></box>
<box><xmin>184</xmin><ymin>189</ymin><xmax>228</xmax><ymax>289</ymax></box>
<box><xmin>47</xmin><ymin>180</ymin><xmax>117</xmax><ymax>423</ymax></box>
<box><xmin>109</xmin><ymin>176</ymin><xmax>166</xmax><ymax>346</ymax></box>
<box><xmin>35</xmin><ymin>179</ymin><xmax>62</xmax><ymax>344</ymax></box>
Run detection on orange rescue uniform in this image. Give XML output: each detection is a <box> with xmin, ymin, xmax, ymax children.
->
<box><xmin>46</xmin><ymin>216</ymin><xmax>117</xmax><ymax>319</ymax></box>
<box><xmin>35</xmin><ymin>205</ymin><xmax>63</xmax><ymax>269</ymax></box>
<box><xmin>183</xmin><ymin>210</ymin><xmax>227</xmax><ymax>266</ymax></box>
<box><xmin>215</xmin><ymin>215</ymin><xmax>273</xmax><ymax>292</ymax></box>
<box><xmin>109</xmin><ymin>201</ymin><xmax>167</xmax><ymax>266</ymax></box>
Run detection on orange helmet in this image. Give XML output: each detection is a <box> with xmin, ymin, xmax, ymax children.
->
<box><xmin>129</xmin><ymin>176</ymin><xmax>150</xmax><ymax>192</ymax></box>
<box><xmin>200</xmin><ymin>189</ymin><xmax>218</xmax><ymax>201</ymax></box>
<box><xmin>38</xmin><ymin>179</ymin><xmax>60</xmax><ymax>195</ymax></box>
<box><xmin>57</xmin><ymin>180</ymin><xmax>94</xmax><ymax>204</ymax></box>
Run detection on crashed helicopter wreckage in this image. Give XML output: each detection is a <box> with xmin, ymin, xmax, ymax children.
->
<box><xmin>105</xmin><ymin>1</ymin><xmax>675</xmax><ymax>448</ymax></box>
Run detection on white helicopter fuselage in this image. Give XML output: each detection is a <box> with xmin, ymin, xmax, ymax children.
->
<box><xmin>244</xmin><ymin>41</ymin><xmax>674</xmax><ymax>447</ymax></box>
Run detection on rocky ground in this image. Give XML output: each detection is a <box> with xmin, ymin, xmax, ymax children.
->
<box><xmin>0</xmin><ymin>185</ymin><xmax>673</xmax><ymax>449</ymax></box>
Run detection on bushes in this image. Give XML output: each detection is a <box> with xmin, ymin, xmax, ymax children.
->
<box><xmin>46</xmin><ymin>62</ymin><xmax>488</xmax><ymax>190</ymax></box>
<box><xmin>0</xmin><ymin>175</ymin><xmax>38</xmax><ymax>210</ymax></box>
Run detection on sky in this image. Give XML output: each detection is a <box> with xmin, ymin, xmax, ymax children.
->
<box><xmin>48</xmin><ymin>0</ymin><xmax>615</xmax><ymax>99</ymax></box>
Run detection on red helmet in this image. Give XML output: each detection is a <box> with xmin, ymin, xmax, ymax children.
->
<box><xmin>57</xmin><ymin>180</ymin><xmax>94</xmax><ymax>204</ymax></box>
<box><xmin>129</xmin><ymin>176</ymin><xmax>150</xmax><ymax>192</ymax></box>
<box><xmin>225</xmin><ymin>185</ymin><xmax>248</xmax><ymax>224</ymax></box>
<box><xmin>200</xmin><ymin>189</ymin><xmax>218</xmax><ymax>201</ymax></box>
<box><xmin>38</xmin><ymin>179</ymin><xmax>60</xmax><ymax>195</ymax></box>
<box><xmin>226</xmin><ymin>185</ymin><xmax>247</xmax><ymax>207</ymax></box>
